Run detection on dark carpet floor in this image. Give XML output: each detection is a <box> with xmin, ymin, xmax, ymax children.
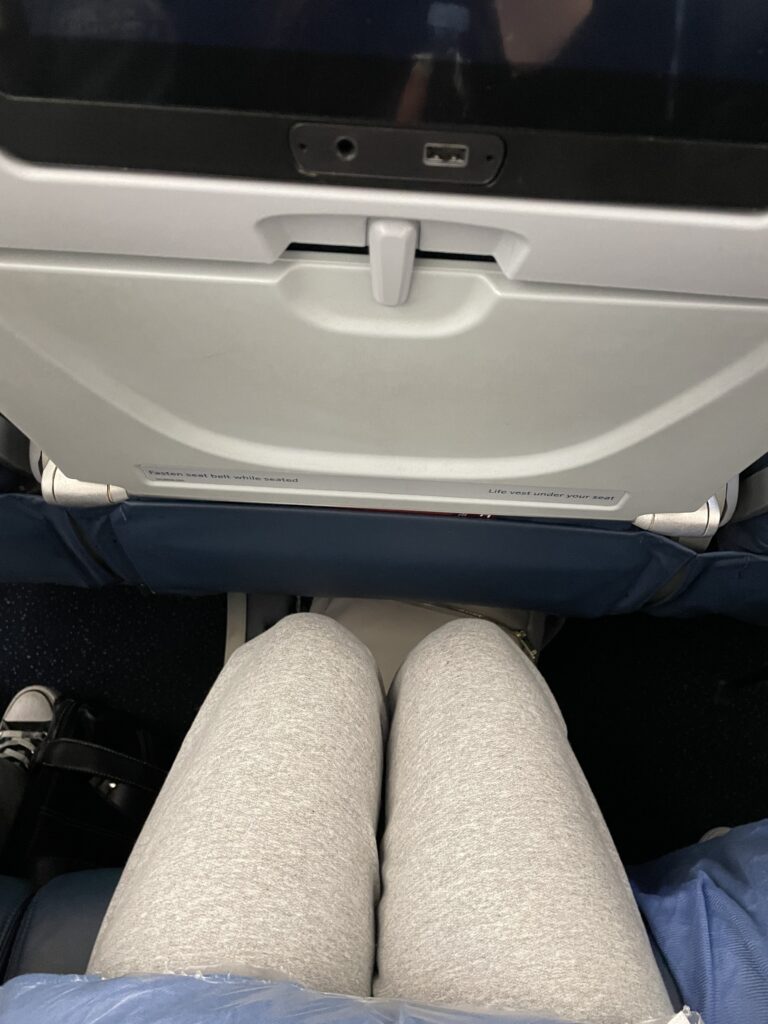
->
<box><xmin>0</xmin><ymin>584</ymin><xmax>226</xmax><ymax>743</ymax></box>
<box><xmin>540</xmin><ymin>614</ymin><xmax>768</xmax><ymax>864</ymax></box>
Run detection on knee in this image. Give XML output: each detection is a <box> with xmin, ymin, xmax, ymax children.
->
<box><xmin>229</xmin><ymin>612</ymin><xmax>382</xmax><ymax>694</ymax></box>
<box><xmin>393</xmin><ymin>616</ymin><xmax>564</xmax><ymax>730</ymax></box>
<box><xmin>270</xmin><ymin>611</ymin><xmax>378</xmax><ymax>661</ymax></box>
<box><xmin>407</xmin><ymin>616</ymin><xmax>525</xmax><ymax>668</ymax></box>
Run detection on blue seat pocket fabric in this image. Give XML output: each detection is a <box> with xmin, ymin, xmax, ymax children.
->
<box><xmin>0</xmin><ymin>495</ymin><xmax>115</xmax><ymax>587</ymax></box>
<box><xmin>8</xmin><ymin>490</ymin><xmax>768</xmax><ymax>622</ymax></box>
<box><xmin>630</xmin><ymin>818</ymin><xmax>768</xmax><ymax>1024</ymax></box>
<box><xmin>0</xmin><ymin>494</ymin><xmax>695</xmax><ymax>616</ymax></box>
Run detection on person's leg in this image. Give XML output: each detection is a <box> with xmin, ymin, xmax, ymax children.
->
<box><xmin>0</xmin><ymin>684</ymin><xmax>59</xmax><ymax>855</ymax></box>
<box><xmin>375</xmin><ymin>619</ymin><xmax>673</xmax><ymax>1024</ymax></box>
<box><xmin>89</xmin><ymin>614</ymin><xmax>385</xmax><ymax>996</ymax></box>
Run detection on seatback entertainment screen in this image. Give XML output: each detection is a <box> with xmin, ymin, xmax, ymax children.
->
<box><xmin>3</xmin><ymin>1</ymin><xmax>768</xmax><ymax>206</ymax></box>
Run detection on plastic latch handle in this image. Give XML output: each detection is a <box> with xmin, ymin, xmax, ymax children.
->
<box><xmin>368</xmin><ymin>219</ymin><xmax>419</xmax><ymax>306</ymax></box>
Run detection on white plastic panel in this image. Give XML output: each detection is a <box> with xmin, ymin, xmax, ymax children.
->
<box><xmin>1</xmin><ymin>249</ymin><xmax>768</xmax><ymax>519</ymax></box>
<box><xmin>3</xmin><ymin>149</ymin><xmax>768</xmax><ymax>302</ymax></box>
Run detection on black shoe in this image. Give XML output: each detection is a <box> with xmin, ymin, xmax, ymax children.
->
<box><xmin>0</xmin><ymin>686</ymin><xmax>59</xmax><ymax>769</ymax></box>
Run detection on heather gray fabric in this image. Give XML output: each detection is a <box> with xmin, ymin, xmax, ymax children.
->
<box><xmin>90</xmin><ymin>609</ymin><xmax>671</xmax><ymax>1024</ymax></box>
<box><xmin>89</xmin><ymin>614</ymin><xmax>385</xmax><ymax>996</ymax></box>
<box><xmin>375</xmin><ymin>618</ymin><xmax>673</xmax><ymax>1024</ymax></box>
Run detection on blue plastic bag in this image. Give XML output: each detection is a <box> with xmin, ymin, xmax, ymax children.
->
<box><xmin>0</xmin><ymin>974</ymin><xmax>696</xmax><ymax>1024</ymax></box>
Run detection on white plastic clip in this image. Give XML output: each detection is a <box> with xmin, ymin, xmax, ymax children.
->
<box><xmin>41</xmin><ymin>459</ymin><xmax>128</xmax><ymax>507</ymax></box>
<box><xmin>368</xmin><ymin>218</ymin><xmax>419</xmax><ymax>306</ymax></box>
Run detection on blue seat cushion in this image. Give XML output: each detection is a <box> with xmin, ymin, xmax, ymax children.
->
<box><xmin>0</xmin><ymin>878</ymin><xmax>31</xmax><ymax>978</ymax></box>
<box><xmin>630</xmin><ymin>818</ymin><xmax>768</xmax><ymax>1024</ymax></box>
<box><xmin>4</xmin><ymin>868</ymin><xmax>120</xmax><ymax>980</ymax></box>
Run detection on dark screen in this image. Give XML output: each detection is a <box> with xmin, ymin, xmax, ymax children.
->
<box><xmin>14</xmin><ymin>1</ymin><xmax>768</xmax><ymax>79</ymax></box>
<box><xmin>4</xmin><ymin>1</ymin><xmax>768</xmax><ymax>146</ymax></box>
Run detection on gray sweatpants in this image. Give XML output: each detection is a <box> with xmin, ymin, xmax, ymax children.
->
<box><xmin>89</xmin><ymin>613</ymin><xmax>672</xmax><ymax>1024</ymax></box>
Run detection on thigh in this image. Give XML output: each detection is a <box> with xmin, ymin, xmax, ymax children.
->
<box><xmin>90</xmin><ymin>614</ymin><xmax>385</xmax><ymax>997</ymax></box>
<box><xmin>375</xmin><ymin>618</ymin><xmax>672</xmax><ymax>1024</ymax></box>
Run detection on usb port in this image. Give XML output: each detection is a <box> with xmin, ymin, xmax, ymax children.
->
<box><xmin>423</xmin><ymin>143</ymin><xmax>470</xmax><ymax>168</ymax></box>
